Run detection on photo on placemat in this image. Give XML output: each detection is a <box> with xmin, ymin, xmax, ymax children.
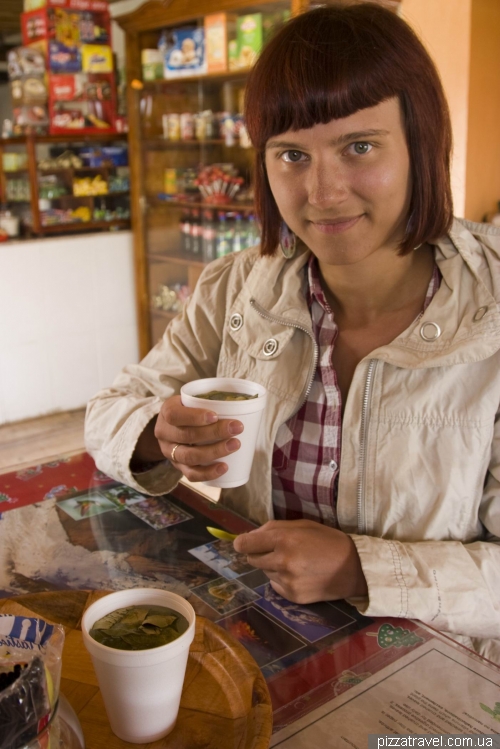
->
<box><xmin>57</xmin><ymin>491</ymin><xmax>117</xmax><ymax>520</ymax></box>
<box><xmin>217</xmin><ymin>605</ymin><xmax>304</xmax><ymax>667</ymax></box>
<box><xmin>188</xmin><ymin>539</ymin><xmax>254</xmax><ymax>580</ymax></box>
<box><xmin>254</xmin><ymin>583</ymin><xmax>356</xmax><ymax>643</ymax></box>
<box><xmin>127</xmin><ymin>496</ymin><xmax>193</xmax><ymax>530</ymax></box>
<box><xmin>190</xmin><ymin>577</ymin><xmax>260</xmax><ymax>615</ymax></box>
<box><xmin>100</xmin><ymin>485</ymin><xmax>147</xmax><ymax>511</ymax></box>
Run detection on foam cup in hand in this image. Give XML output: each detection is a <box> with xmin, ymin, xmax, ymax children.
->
<box><xmin>180</xmin><ymin>377</ymin><xmax>267</xmax><ymax>488</ymax></box>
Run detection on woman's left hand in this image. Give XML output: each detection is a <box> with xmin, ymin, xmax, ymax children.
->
<box><xmin>233</xmin><ymin>519</ymin><xmax>368</xmax><ymax>604</ymax></box>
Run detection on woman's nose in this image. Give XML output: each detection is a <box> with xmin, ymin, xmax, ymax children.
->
<box><xmin>306</xmin><ymin>161</ymin><xmax>348</xmax><ymax>208</ymax></box>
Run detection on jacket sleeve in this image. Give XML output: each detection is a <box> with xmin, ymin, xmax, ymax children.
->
<box><xmin>348</xmin><ymin>413</ymin><xmax>500</xmax><ymax>642</ymax></box>
<box><xmin>84</xmin><ymin>255</ymin><xmax>234</xmax><ymax>495</ymax></box>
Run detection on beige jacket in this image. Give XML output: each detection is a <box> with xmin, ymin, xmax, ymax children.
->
<box><xmin>85</xmin><ymin>218</ymin><xmax>500</xmax><ymax>661</ymax></box>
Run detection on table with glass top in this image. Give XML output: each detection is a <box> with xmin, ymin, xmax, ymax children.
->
<box><xmin>1</xmin><ymin>454</ymin><xmax>500</xmax><ymax>747</ymax></box>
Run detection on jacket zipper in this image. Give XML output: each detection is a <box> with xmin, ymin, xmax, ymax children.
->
<box><xmin>357</xmin><ymin>359</ymin><xmax>378</xmax><ymax>534</ymax></box>
<box><xmin>249</xmin><ymin>298</ymin><xmax>319</xmax><ymax>409</ymax></box>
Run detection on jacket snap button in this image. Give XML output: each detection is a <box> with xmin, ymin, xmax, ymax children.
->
<box><xmin>420</xmin><ymin>321</ymin><xmax>441</xmax><ymax>341</ymax></box>
<box><xmin>229</xmin><ymin>313</ymin><xmax>243</xmax><ymax>331</ymax></box>
<box><xmin>473</xmin><ymin>306</ymin><xmax>488</xmax><ymax>322</ymax></box>
<box><xmin>263</xmin><ymin>338</ymin><xmax>279</xmax><ymax>356</ymax></box>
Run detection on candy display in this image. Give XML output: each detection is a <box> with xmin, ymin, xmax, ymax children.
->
<box><xmin>7</xmin><ymin>46</ymin><xmax>49</xmax><ymax>135</ymax></box>
<box><xmin>18</xmin><ymin>0</ymin><xmax>118</xmax><ymax>134</ymax></box>
<box><xmin>195</xmin><ymin>164</ymin><xmax>243</xmax><ymax>204</ymax></box>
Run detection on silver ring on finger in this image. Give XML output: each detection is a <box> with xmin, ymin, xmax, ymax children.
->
<box><xmin>170</xmin><ymin>443</ymin><xmax>181</xmax><ymax>462</ymax></box>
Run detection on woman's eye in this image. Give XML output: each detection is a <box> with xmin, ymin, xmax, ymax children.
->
<box><xmin>351</xmin><ymin>142</ymin><xmax>372</xmax><ymax>155</ymax></box>
<box><xmin>281</xmin><ymin>150</ymin><xmax>305</xmax><ymax>163</ymax></box>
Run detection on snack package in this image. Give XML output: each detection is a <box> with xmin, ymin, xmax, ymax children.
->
<box><xmin>235</xmin><ymin>14</ymin><xmax>263</xmax><ymax>70</ymax></box>
<box><xmin>0</xmin><ymin>615</ymin><xmax>65</xmax><ymax>749</ymax></box>
<box><xmin>163</xmin><ymin>26</ymin><xmax>206</xmax><ymax>79</ymax></box>
<box><xmin>204</xmin><ymin>13</ymin><xmax>237</xmax><ymax>73</ymax></box>
<box><xmin>81</xmin><ymin>44</ymin><xmax>113</xmax><ymax>73</ymax></box>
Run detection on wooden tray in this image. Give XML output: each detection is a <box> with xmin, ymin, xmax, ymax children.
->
<box><xmin>0</xmin><ymin>591</ymin><xmax>273</xmax><ymax>749</ymax></box>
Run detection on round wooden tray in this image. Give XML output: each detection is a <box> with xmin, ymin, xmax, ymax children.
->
<box><xmin>0</xmin><ymin>591</ymin><xmax>273</xmax><ymax>749</ymax></box>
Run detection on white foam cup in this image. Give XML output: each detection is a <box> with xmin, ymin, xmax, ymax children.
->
<box><xmin>81</xmin><ymin>588</ymin><xmax>196</xmax><ymax>743</ymax></box>
<box><xmin>180</xmin><ymin>377</ymin><xmax>267</xmax><ymax>488</ymax></box>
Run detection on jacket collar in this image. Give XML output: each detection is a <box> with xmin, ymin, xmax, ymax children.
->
<box><xmin>231</xmin><ymin>219</ymin><xmax>500</xmax><ymax>368</ymax></box>
<box><xmin>375</xmin><ymin>218</ymin><xmax>500</xmax><ymax>368</ymax></box>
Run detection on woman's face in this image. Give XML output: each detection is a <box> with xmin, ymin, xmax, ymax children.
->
<box><xmin>264</xmin><ymin>97</ymin><xmax>412</xmax><ymax>266</ymax></box>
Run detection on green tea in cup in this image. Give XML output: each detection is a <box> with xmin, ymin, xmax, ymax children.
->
<box><xmin>89</xmin><ymin>605</ymin><xmax>189</xmax><ymax>651</ymax></box>
<box><xmin>196</xmin><ymin>390</ymin><xmax>258</xmax><ymax>401</ymax></box>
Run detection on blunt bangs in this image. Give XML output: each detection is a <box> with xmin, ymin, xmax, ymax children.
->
<box><xmin>244</xmin><ymin>3</ymin><xmax>453</xmax><ymax>257</ymax></box>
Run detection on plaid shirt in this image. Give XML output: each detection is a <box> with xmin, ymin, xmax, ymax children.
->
<box><xmin>271</xmin><ymin>256</ymin><xmax>442</xmax><ymax>526</ymax></box>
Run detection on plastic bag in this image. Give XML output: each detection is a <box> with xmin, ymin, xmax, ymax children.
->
<box><xmin>0</xmin><ymin>614</ymin><xmax>65</xmax><ymax>749</ymax></box>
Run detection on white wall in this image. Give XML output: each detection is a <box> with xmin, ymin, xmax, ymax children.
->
<box><xmin>0</xmin><ymin>230</ymin><xmax>139</xmax><ymax>424</ymax></box>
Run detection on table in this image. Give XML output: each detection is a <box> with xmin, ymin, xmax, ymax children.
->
<box><xmin>2</xmin><ymin>454</ymin><xmax>500</xmax><ymax>748</ymax></box>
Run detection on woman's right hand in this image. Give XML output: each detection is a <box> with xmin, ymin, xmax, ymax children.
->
<box><xmin>154</xmin><ymin>395</ymin><xmax>243</xmax><ymax>482</ymax></box>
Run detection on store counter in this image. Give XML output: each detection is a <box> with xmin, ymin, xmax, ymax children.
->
<box><xmin>0</xmin><ymin>230</ymin><xmax>138</xmax><ymax>424</ymax></box>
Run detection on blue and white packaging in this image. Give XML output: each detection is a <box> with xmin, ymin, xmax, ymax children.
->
<box><xmin>163</xmin><ymin>26</ymin><xmax>206</xmax><ymax>79</ymax></box>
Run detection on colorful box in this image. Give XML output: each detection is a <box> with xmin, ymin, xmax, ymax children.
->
<box><xmin>22</xmin><ymin>4</ymin><xmax>110</xmax><ymax>47</ymax></box>
<box><xmin>49</xmin><ymin>40</ymin><xmax>81</xmax><ymax>72</ymax></box>
<box><xmin>141</xmin><ymin>49</ymin><xmax>163</xmax><ymax>81</ymax></box>
<box><xmin>163</xmin><ymin>26</ymin><xmax>206</xmax><ymax>79</ymax></box>
<box><xmin>235</xmin><ymin>13</ymin><xmax>263</xmax><ymax>70</ymax></box>
<box><xmin>48</xmin><ymin>72</ymin><xmax>116</xmax><ymax>133</ymax></box>
<box><xmin>81</xmin><ymin>44</ymin><xmax>113</xmax><ymax>72</ymax></box>
<box><xmin>7</xmin><ymin>46</ymin><xmax>46</xmax><ymax>78</ymax></box>
<box><xmin>204</xmin><ymin>13</ymin><xmax>237</xmax><ymax>73</ymax></box>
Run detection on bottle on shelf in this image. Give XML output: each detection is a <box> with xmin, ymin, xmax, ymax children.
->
<box><xmin>202</xmin><ymin>209</ymin><xmax>217</xmax><ymax>263</ymax></box>
<box><xmin>216</xmin><ymin>212</ymin><xmax>230</xmax><ymax>258</ymax></box>
<box><xmin>180</xmin><ymin>208</ymin><xmax>192</xmax><ymax>254</ymax></box>
<box><xmin>232</xmin><ymin>213</ymin><xmax>244</xmax><ymax>253</ymax></box>
<box><xmin>190</xmin><ymin>208</ymin><xmax>203</xmax><ymax>257</ymax></box>
<box><xmin>246</xmin><ymin>213</ymin><xmax>260</xmax><ymax>249</ymax></box>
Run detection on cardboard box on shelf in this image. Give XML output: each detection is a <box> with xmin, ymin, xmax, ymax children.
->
<box><xmin>235</xmin><ymin>13</ymin><xmax>263</xmax><ymax>70</ymax></box>
<box><xmin>81</xmin><ymin>44</ymin><xmax>113</xmax><ymax>72</ymax></box>
<box><xmin>204</xmin><ymin>13</ymin><xmax>237</xmax><ymax>73</ymax></box>
<box><xmin>141</xmin><ymin>49</ymin><xmax>163</xmax><ymax>81</ymax></box>
<box><xmin>49</xmin><ymin>40</ymin><xmax>81</xmax><ymax>72</ymax></box>
<box><xmin>163</xmin><ymin>26</ymin><xmax>206</xmax><ymax>79</ymax></box>
<box><xmin>7</xmin><ymin>46</ymin><xmax>46</xmax><ymax>78</ymax></box>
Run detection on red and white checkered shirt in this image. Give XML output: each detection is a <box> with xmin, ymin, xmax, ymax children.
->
<box><xmin>271</xmin><ymin>256</ymin><xmax>441</xmax><ymax>526</ymax></box>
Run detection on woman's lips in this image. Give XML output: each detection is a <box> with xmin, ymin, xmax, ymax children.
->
<box><xmin>310</xmin><ymin>215</ymin><xmax>363</xmax><ymax>234</ymax></box>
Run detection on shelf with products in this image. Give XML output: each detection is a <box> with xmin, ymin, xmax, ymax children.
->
<box><xmin>0</xmin><ymin>134</ymin><xmax>130</xmax><ymax>237</ymax></box>
<box><xmin>117</xmin><ymin>0</ymin><xmax>302</xmax><ymax>356</ymax></box>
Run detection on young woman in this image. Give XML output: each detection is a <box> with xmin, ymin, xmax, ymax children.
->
<box><xmin>85</xmin><ymin>4</ymin><xmax>500</xmax><ymax>661</ymax></box>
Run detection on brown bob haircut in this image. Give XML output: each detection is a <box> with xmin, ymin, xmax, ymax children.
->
<box><xmin>244</xmin><ymin>2</ymin><xmax>453</xmax><ymax>256</ymax></box>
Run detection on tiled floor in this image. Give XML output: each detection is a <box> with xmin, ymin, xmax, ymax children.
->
<box><xmin>0</xmin><ymin>409</ymin><xmax>86</xmax><ymax>474</ymax></box>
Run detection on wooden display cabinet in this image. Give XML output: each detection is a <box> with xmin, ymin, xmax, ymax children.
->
<box><xmin>0</xmin><ymin>133</ymin><xmax>130</xmax><ymax>237</ymax></box>
<box><xmin>117</xmin><ymin>0</ymin><xmax>401</xmax><ymax>358</ymax></box>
